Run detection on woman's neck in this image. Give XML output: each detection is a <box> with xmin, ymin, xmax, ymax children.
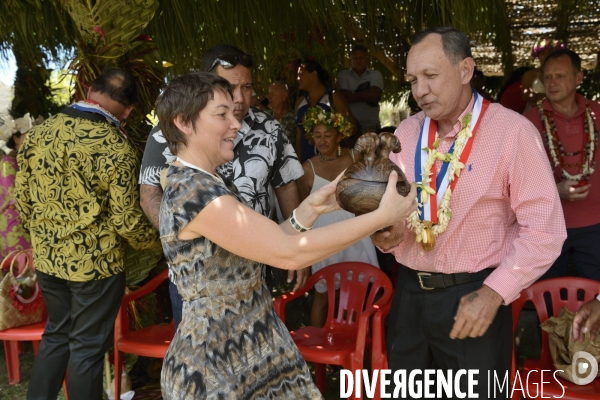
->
<box><xmin>307</xmin><ymin>84</ymin><xmax>326</xmax><ymax>106</ymax></box>
<box><xmin>175</xmin><ymin>150</ymin><xmax>216</xmax><ymax>174</ymax></box>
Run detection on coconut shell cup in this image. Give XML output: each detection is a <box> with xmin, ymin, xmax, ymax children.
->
<box><xmin>336</xmin><ymin>132</ymin><xmax>411</xmax><ymax>216</ymax></box>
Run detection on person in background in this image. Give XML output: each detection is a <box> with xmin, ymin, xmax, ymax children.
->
<box><xmin>16</xmin><ymin>68</ymin><xmax>160</xmax><ymax>400</ymax></box>
<box><xmin>296</xmin><ymin>106</ymin><xmax>380</xmax><ymax>328</ymax></box>
<box><xmin>295</xmin><ymin>57</ymin><xmax>354</xmax><ymax>161</ymax></box>
<box><xmin>497</xmin><ymin>66</ymin><xmax>532</xmax><ymax>114</ymax></box>
<box><xmin>267</xmin><ymin>81</ymin><xmax>296</xmax><ymax>145</ymax></box>
<box><xmin>139</xmin><ymin>45</ymin><xmax>307</xmax><ymax>330</ymax></box>
<box><xmin>337</xmin><ymin>44</ymin><xmax>384</xmax><ymax>133</ymax></box>
<box><xmin>0</xmin><ymin>114</ymin><xmax>36</xmax><ymax>261</ymax></box>
<box><xmin>524</xmin><ymin>49</ymin><xmax>600</xmax><ymax>281</ymax></box>
<box><xmin>521</xmin><ymin>38</ymin><xmax>565</xmax><ymax>111</ymax></box>
<box><xmin>371</xmin><ymin>27</ymin><xmax>566</xmax><ymax>397</ymax></box>
<box><xmin>155</xmin><ymin>71</ymin><xmax>417</xmax><ymax>399</ymax></box>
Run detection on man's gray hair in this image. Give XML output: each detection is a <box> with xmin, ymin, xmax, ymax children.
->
<box><xmin>411</xmin><ymin>27</ymin><xmax>472</xmax><ymax>64</ymax></box>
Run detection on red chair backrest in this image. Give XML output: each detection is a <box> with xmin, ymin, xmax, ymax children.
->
<box><xmin>307</xmin><ymin>262</ymin><xmax>393</xmax><ymax>331</ymax></box>
<box><xmin>512</xmin><ymin>277</ymin><xmax>600</xmax><ymax>367</ymax></box>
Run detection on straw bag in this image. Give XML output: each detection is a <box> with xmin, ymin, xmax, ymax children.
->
<box><xmin>0</xmin><ymin>249</ymin><xmax>45</xmax><ymax>331</ymax></box>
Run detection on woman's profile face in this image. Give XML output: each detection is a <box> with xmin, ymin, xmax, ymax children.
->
<box><xmin>191</xmin><ymin>90</ymin><xmax>241</xmax><ymax>167</ymax></box>
<box><xmin>297</xmin><ymin>64</ymin><xmax>315</xmax><ymax>90</ymax></box>
<box><xmin>313</xmin><ymin>124</ymin><xmax>340</xmax><ymax>155</ymax></box>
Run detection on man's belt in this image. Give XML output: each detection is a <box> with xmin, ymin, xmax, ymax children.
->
<box><xmin>412</xmin><ymin>268</ymin><xmax>494</xmax><ymax>290</ymax></box>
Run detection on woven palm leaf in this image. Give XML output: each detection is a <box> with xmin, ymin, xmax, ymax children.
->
<box><xmin>124</xmin><ymin>243</ymin><xmax>163</xmax><ymax>287</ymax></box>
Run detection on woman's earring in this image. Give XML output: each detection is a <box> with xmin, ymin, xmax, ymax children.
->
<box><xmin>338</xmin><ymin>145</ymin><xmax>342</xmax><ymax>156</ymax></box>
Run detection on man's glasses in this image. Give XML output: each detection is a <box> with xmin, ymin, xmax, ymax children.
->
<box><xmin>207</xmin><ymin>54</ymin><xmax>254</xmax><ymax>72</ymax></box>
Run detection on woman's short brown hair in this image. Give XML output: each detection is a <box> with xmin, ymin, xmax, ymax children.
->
<box><xmin>156</xmin><ymin>72</ymin><xmax>233</xmax><ymax>155</ymax></box>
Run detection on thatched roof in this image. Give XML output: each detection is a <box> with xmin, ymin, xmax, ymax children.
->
<box><xmin>474</xmin><ymin>0</ymin><xmax>600</xmax><ymax>75</ymax></box>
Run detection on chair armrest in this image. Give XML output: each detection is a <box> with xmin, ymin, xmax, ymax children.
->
<box><xmin>273</xmin><ymin>284</ymin><xmax>313</xmax><ymax>324</ymax></box>
<box><xmin>122</xmin><ymin>269</ymin><xmax>169</xmax><ymax>305</ymax></box>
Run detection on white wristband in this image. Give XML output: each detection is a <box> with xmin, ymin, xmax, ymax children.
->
<box><xmin>289</xmin><ymin>208</ymin><xmax>312</xmax><ymax>233</ymax></box>
<box><xmin>596</xmin><ymin>294</ymin><xmax>600</xmax><ymax>302</ymax></box>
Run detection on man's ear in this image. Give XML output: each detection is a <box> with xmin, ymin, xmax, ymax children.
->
<box><xmin>86</xmin><ymin>86</ymin><xmax>93</xmax><ymax>99</ymax></box>
<box><xmin>121</xmin><ymin>105</ymin><xmax>135</xmax><ymax>120</ymax></box>
<box><xmin>173</xmin><ymin>114</ymin><xmax>193</xmax><ymax>136</ymax></box>
<box><xmin>460</xmin><ymin>58</ymin><xmax>475</xmax><ymax>85</ymax></box>
<box><xmin>576</xmin><ymin>70</ymin><xmax>584</xmax><ymax>86</ymax></box>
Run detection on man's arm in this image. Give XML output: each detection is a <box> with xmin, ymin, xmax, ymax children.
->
<box><xmin>451</xmin><ymin>119</ymin><xmax>567</xmax><ymax>339</ymax></box>
<box><xmin>274</xmin><ymin>181</ymin><xmax>309</xmax><ymax>291</ymax></box>
<box><xmin>140</xmin><ymin>184</ymin><xmax>163</xmax><ymax>231</ymax></box>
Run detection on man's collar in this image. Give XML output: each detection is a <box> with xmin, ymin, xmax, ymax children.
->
<box><xmin>350</xmin><ymin>68</ymin><xmax>371</xmax><ymax>78</ymax></box>
<box><xmin>542</xmin><ymin>94</ymin><xmax>587</xmax><ymax>119</ymax></box>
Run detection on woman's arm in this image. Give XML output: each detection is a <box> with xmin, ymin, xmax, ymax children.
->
<box><xmin>179</xmin><ymin>172</ymin><xmax>417</xmax><ymax>271</ymax></box>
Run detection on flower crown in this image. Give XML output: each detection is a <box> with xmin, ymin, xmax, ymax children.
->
<box><xmin>302</xmin><ymin>107</ymin><xmax>353</xmax><ymax>139</ymax></box>
<box><xmin>531</xmin><ymin>39</ymin><xmax>565</xmax><ymax>58</ymax></box>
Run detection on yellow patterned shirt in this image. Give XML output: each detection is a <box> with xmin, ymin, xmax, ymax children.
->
<box><xmin>15</xmin><ymin>107</ymin><xmax>161</xmax><ymax>281</ymax></box>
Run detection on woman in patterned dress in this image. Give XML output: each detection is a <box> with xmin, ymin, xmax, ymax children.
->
<box><xmin>155</xmin><ymin>71</ymin><xmax>417</xmax><ymax>399</ymax></box>
<box><xmin>0</xmin><ymin>114</ymin><xmax>35</xmax><ymax>262</ymax></box>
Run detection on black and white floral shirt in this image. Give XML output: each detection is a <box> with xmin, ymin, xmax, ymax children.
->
<box><xmin>139</xmin><ymin>107</ymin><xmax>303</xmax><ymax>217</ymax></box>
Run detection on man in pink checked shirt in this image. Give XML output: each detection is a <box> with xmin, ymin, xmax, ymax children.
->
<box><xmin>371</xmin><ymin>27</ymin><xmax>566</xmax><ymax>398</ymax></box>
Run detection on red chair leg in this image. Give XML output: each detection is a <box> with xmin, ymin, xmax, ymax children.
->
<box><xmin>314</xmin><ymin>362</ymin><xmax>327</xmax><ymax>393</ymax></box>
<box><xmin>114</xmin><ymin>350</ymin><xmax>122</xmax><ymax>400</ymax></box>
<box><xmin>17</xmin><ymin>342</ymin><xmax>24</xmax><ymax>355</ymax></box>
<box><xmin>32</xmin><ymin>340</ymin><xmax>41</xmax><ymax>356</ymax></box>
<box><xmin>4</xmin><ymin>340</ymin><xmax>21</xmax><ymax>384</ymax></box>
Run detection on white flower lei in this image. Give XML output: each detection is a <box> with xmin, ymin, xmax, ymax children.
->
<box><xmin>407</xmin><ymin>113</ymin><xmax>472</xmax><ymax>243</ymax></box>
<box><xmin>539</xmin><ymin>103</ymin><xmax>596</xmax><ymax>181</ymax></box>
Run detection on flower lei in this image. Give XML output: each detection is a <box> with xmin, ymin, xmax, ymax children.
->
<box><xmin>302</xmin><ymin>106</ymin><xmax>353</xmax><ymax>140</ymax></box>
<box><xmin>407</xmin><ymin>113</ymin><xmax>472</xmax><ymax>244</ymax></box>
<box><xmin>538</xmin><ymin>103</ymin><xmax>598</xmax><ymax>182</ymax></box>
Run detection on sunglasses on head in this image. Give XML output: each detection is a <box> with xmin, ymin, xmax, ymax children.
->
<box><xmin>208</xmin><ymin>54</ymin><xmax>254</xmax><ymax>72</ymax></box>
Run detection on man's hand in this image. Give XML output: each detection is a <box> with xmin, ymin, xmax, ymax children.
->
<box><xmin>287</xmin><ymin>268</ymin><xmax>310</xmax><ymax>292</ymax></box>
<box><xmin>557</xmin><ymin>180</ymin><xmax>591</xmax><ymax>202</ymax></box>
<box><xmin>450</xmin><ymin>285</ymin><xmax>503</xmax><ymax>339</ymax></box>
<box><xmin>572</xmin><ymin>298</ymin><xmax>600</xmax><ymax>342</ymax></box>
<box><xmin>370</xmin><ymin>222</ymin><xmax>405</xmax><ymax>251</ymax></box>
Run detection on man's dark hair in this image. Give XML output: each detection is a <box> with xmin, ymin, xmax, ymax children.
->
<box><xmin>352</xmin><ymin>45</ymin><xmax>368</xmax><ymax>54</ymax></box>
<box><xmin>156</xmin><ymin>72</ymin><xmax>233</xmax><ymax>156</ymax></box>
<box><xmin>91</xmin><ymin>68</ymin><xmax>138</xmax><ymax>106</ymax></box>
<box><xmin>302</xmin><ymin>57</ymin><xmax>331</xmax><ymax>86</ymax></box>
<box><xmin>201</xmin><ymin>44</ymin><xmax>254</xmax><ymax>72</ymax></box>
<box><xmin>411</xmin><ymin>27</ymin><xmax>472</xmax><ymax>64</ymax></box>
<box><xmin>543</xmin><ymin>48</ymin><xmax>582</xmax><ymax>73</ymax></box>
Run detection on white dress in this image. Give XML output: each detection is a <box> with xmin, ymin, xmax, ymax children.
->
<box><xmin>308</xmin><ymin>158</ymin><xmax>380</xmax><ymax>293</ymax></box>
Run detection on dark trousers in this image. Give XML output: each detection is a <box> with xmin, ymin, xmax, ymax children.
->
<box><xmin>168</xmin><ymin>279</ymin><xmax>183</xmax><ymax>330</ymax></box>
<box><xmin>540</xmin><ymin>222</ymin><xmax>600</xmax><ymax>281</ymax></box>
<box><xmin>27</xmin><ymin>271</ymin><xmax>126</xmax><ymax>400</ymax></box>
<box><xmin>386</xmin><ymin>266</ymin><xmax>512</xmax><ymax>399</ymax></box>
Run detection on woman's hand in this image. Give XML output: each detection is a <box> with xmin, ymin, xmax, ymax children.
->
<box><xmin>305</xmin><ymin>171</ymin><xmax>344</xmax><ymax>215</ymax></box>
<box><xmin>376</xmin><ymin>171</ymin><xmax>418</xmax><ymax>229</ymax></box>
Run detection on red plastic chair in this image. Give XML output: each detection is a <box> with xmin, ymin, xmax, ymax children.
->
<box><xmin>113</xmin><ymin>268</ymin><xmax>175</xmax><ymax>399</ymax></box>
<box><xmin>0</xmin><ymin>249</ymin><xmax>68</xmax><ymax>398</ymax></box>
<box><xmin>511</xmin><ymin>277</ymin><xmax>600</xmax><ymax>399</ymax></box>
<box><xmin>0</xmin><ymin>249</ymin><xmax>43</xmax><ymax>384</ymax></box>
<box><xmin>274</xmin><ymin>262</ymin><xmax>393</xmax><ymax>399</ymax></box>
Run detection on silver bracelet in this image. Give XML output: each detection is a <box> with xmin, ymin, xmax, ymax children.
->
<box><xmin>289</xmin><ymin>208</ymin><xmax>312</xmax><ymax>233</ymax></box>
